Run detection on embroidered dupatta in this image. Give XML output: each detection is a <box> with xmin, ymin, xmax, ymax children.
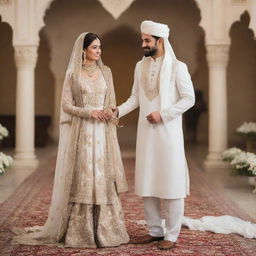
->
<box><xmin>12</xmin><ymin>32</ymin><xmax>127</xmax><ymax>245</ymax></box>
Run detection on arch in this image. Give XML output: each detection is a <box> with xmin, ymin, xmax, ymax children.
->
<box><xmin>0</xmin><ymin>15</ymin><xmax>16</xmax><ymax>146</ymax></box>
<box><xmin>0</xmin><ymin>1</ymin><xmax>15</xmax><ymax>31</ymax></box>
<box><xmin>101</xmin><ymin>25</ymin><xmax>141</xmax><ymax>126</ymax></box>
<box><xmin>227</xmin><ymin>10</ymin><xmax>256</xmax><ymax>144</ymax></box>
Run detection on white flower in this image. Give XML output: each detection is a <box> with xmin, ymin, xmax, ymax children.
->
<box><xmin>236</xmin><ymin>122</ymin><xmax>256</xmax><ymax>135</ymax></box>
<box><xmin>0</xmin><ymin>152</ymin><xmax>13</xmax><ymax>173</ymax></box>
<box><xmin>0</xmin><ymin>168</ymin><xmax>4</xmax><ymax>175</ymax></box>
<box><xmin>222</xmin><ymin>147</ymin><xmax>243</xmax><ymax>162</ymax></box>
<box><xmin>231</xmin><ymin>152</ymin><xmax>249</xmax><ymax>169</ymax></box>
<box><xmin>0</xmin><ymin>124</ymin><xmax>9</xmax><ymax>140</ymax></box>
<box><xmin>230</xmin><ymin>152</ymin><xmax>256</xmax><ymax>176</ymax></box>
<box><xmin>247</xmin><ymin>153</ymin><xmax>256</xmax><ymax>176</ymax></box>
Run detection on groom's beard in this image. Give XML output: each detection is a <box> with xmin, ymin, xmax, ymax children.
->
<box><xmin>143</xmin><ymin>46</ymin><xmax>158</xmax><ymax>57</ymax></box>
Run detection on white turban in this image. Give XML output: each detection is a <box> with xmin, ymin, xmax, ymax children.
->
<box><xmin>140</xmin><ymin>20</ymin><xmax>169</xmax><ymax>38</ymax></box>
<box><xmin>140</xmin><ymin>20</ymin><xmax>178</xmax><ymax>112</ymax></box>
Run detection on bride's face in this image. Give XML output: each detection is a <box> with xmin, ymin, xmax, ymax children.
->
<box><xmin>85</xmin><ymin>39</ymin><xmax>101</xmax><ymax>62</ymax></box>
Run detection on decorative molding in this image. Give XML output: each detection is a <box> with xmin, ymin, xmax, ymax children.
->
<box><xmin>0</xmin><ymin>0</ymin><xmax>12</xmax><ymax>5</ymax></box>
<box><xmin>231</xmin><ymin>0</ymin><xmax>248</xmax><ymax>5</ymax></box>
<box><xmin>98</xmin><ymin>0</ymin><xmax>135</xmax><ymax>19</ymax></box>
<box><xmin>14</xmin><ymin>45</ymin><xmax>38</xmax><ymax>68</ymax></box>
<box><xmin>206</xmin><ymin>44</ymin><xmax>230</xmax><ymax>66</ymax></box>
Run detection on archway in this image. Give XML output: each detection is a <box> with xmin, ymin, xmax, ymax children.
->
<box><xmin>41</xmin><ymin>0</ymin><xmax>206</xmax><ymax>144</ymax></box>
<box><xmin>227</xmin><ymin>11</ymin><xmax>256</xmax><ymax>145</ymax></box>
<box><xmin>0</xmin><ymin>16</ymin><xmax>16</xmax><ymax>146</ymax></box>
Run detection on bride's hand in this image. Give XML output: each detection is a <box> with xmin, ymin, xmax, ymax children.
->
<box><xmin>91</xmin><ymin>110</ymin><xmax>105</xmax><ymax>122</ymax></box>
<box><xmin>103</xmin><ymin>108</ymin><xmax>114</xmax><ymax>121</ymax></box>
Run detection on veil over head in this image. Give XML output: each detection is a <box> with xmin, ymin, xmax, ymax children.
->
<box><xmin>60</xmin><ymin>32</ymin><xmax>103</xmax><ymax>124</ymax></box>
<box><xmin>12</xmin><ymin>32</ymin><xmax>127</xmax><ymax>245</ymax></box>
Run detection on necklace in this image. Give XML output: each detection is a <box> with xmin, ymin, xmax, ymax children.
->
<box><xmin>82</xmin><ymin>62</ymin><xmax>98</xmax><ymax>77</ymax></box>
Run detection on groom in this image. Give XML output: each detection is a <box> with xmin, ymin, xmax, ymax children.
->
<box><xmin>115</xmin><ymin>20</ymin><xmax>195</xmax><ymax>250</ymax></box>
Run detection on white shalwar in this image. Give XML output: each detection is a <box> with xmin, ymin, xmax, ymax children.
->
<box><xmin>144</xmin><ymin>197</ymin><xmax>184</xmax><ymax>242</ymax></box>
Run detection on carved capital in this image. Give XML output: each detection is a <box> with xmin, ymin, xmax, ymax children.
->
<box><xmin>206</xmin><ymin>44</ymin><xmax>230</xmax><ymax>67</ymax></box>
<box><xmin>14</xmin><ymin>45</ymin><xmax>38</xmax><ymax>69</ymax></box>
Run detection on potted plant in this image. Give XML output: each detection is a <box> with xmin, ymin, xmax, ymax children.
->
<box><xmin>236</xmin><ymin>122</ymin><xmax>256</xmax><ymax>153</ymax></box>
<box><xmin>222</xmin><ymin>148</ymin><xmax>256</xmax><ymax>193</ymax></box>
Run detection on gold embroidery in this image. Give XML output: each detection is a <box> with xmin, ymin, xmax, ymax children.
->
<box><xmin>96</xmin><ymin>156</ymin><xmax>105</xmax><ymax>169</ymax></box>
<box><xmin>140</xmin><ymin>57</ymin><xmax>160</xmax><ymax>101</ymax></box>
<box><xmin>80</xmin><ymin>74</ymin><xmax>107</xmax><ymax>107</ymax></box>
<box><xmin>12</xmin><ymin>36</ymin><xmax>129</xmax><ymax>248</ymax></box>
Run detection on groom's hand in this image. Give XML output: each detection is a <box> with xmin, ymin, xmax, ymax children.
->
<box><xmin>146</xmin><ymin>111</ymin><xmax>162</xmax><ymax>124</ymax></box>
<box><xmin>111</xmin><ymin>107</ymin><xmax>119</xmax><ymax>117</ymax></box>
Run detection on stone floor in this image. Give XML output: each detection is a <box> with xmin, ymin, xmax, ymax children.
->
<box><xmin>187</xmin><ymin>143</ymin><xmax>256</xmax><ymax>220</ymax></box>
<box><xmin>0</xmin><ymin>143</ymin><xmax>255</xmax><ymax>220</ymax></box>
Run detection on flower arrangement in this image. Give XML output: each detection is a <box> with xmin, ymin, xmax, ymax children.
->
<box><xmin>0</xmin><ymin>124</ymin><xmax>13</xmax><ymax>175</ymax></box>
<box><xmin>236</xmin><ymin>122</ymin><xmax>256</xmax><ymax>138</ymax></box>
<box><xmin>236</xmin><ymin>122</ymin><xmax>256</xmax><ymax>152</ymax></box>
<box><xmin>222</xmin><ymin>148</ymin><xmax>256</xmax><ymax>193</ymax></box>
<box><xmin>222</xmin><ymin>122</ymin><xmax>256</xmax><ymax>193</ymax></box>
<box><xmin>0</xmin><ymin>124</ymin><xmax>9</xmax><ymax>140</ymax></box>
<box><xmin>222</xmin><ymin>147</ymin><xmax>243</xmax><ymax>162</ymax></box>
<box><xmin>222</xmin><ymin>148</ymin><xmax>256</xmax><ymax>177</ymax></box>
<box><xmin>0</xmin><ymin>152</ymin><xmax>13</xmax><ymax>175</ymax></box>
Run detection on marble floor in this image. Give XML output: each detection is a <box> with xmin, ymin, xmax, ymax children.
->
<box><xmin>0</xmin><ymin>143</ymin><xmax>255</xmax><ymax>221</ymax></box>
<box><xmin>187</xmin><ymin>143</ymin><xmax>256</xmax><ymax>220</ymax></box>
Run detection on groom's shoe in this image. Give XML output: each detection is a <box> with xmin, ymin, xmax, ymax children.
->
<box><xmin>133</xmin><ymin>234</ymin><xmax>164</xmax><ymax>244</ymax></box>
<box><xmin>158</xmin><ymin>240</ymin><xmax>176</xmax><ymax>250</ymax></box>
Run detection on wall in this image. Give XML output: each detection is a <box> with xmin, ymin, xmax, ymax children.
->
<box><xmin>227</xmin><ymin>11</ymin><xmax>256</xmax><ymax>146</ymax></box>
<box><xmin>0</xmin><ymin>0</ymin><xmax>255</xmax><ymax>146</ymax></box>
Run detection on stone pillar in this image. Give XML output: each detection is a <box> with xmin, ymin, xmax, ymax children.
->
<box><xmin>13</xmin><ymin>45</ymin><xmax>39</xmax><ymax>168</ymax></box>
<box><xmin>204</xmin><ymin>44</ymin><xmax>230</xmax><ymax>169</ymax></box>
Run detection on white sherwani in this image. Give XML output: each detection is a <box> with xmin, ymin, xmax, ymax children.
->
<box><xmin>118</xmin><ymin>56</ymin><xmax>195</xmax><ymax>199</ymax></box>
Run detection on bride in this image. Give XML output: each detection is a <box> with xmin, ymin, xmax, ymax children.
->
<box><xmin>13</xmin><ymin>32</ymin><xmax>129</xmax><ymax>248</ymax></box>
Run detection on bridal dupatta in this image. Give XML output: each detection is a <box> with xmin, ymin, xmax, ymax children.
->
<box><xmin>12</xmin><ymin>32</ymin><xmax>128</xmax><ymax>245</ymax></box>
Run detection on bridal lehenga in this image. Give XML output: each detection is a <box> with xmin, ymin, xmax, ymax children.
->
<box><xmin>12</xmin><ymin>32</ymin><xmax>129</xmax><ymax>248</ymax></box>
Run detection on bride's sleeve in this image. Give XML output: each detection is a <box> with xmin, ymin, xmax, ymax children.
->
<box><xmin>62</xmin><ymin>73</ymin><xmax>92</xmax><ymax>118</ymax></box>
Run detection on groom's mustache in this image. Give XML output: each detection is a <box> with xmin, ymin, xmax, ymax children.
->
<box><xmin>143</xmin><ymin>47</ymin><xmax>150</xmax><ymax>50</ymax></box>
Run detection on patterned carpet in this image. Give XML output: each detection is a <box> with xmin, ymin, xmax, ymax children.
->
<box><xmin>0</xmin><ymin>155</ymin><xmax>255</xmax><ymax>256</ymax></box>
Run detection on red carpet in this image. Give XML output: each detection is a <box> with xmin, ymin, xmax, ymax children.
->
<box><xmin>0</xmin><ymin>155</ymin><xmax>255</xmax><ymax>256</ymax></box>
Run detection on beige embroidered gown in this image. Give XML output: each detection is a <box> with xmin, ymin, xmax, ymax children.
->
<box><xmin>64</xmin><ymin>71</ymin><xmax>129</xmax><ymax>248</ymax></box>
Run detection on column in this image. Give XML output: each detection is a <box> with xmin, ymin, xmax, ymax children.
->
<box><xmin>13</xmin><ymin>45</ymin><xmax>39</xmax><ymax>168</ymax></box>
<box><xmin>204</xmin><ymin>44</ymin><xmax>230</xmax><ymax>169</ymax></box>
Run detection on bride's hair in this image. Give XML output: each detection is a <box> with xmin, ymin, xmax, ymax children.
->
<box><xmin>83</xmin><ymin>32</ymin><xmax>100</xmax><ymax>49</ymax></box>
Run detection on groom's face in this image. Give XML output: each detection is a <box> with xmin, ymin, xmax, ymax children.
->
<box><xmin>141</xmin><ymin>33</ymin><xmax>158</xmax><ymax>57</ymax></box>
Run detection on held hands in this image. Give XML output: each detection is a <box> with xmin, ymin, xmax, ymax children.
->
<box><xmin>91</xmin><ymin>107</ymin><xmax>118</xmax><ymax>122</ymax></box>
<box><xmin>146</xmin><ymin>111</ymin><xmax>162</xmax><ymax>124</ymax></box>
<box><xmin>111</xmin><ymin>107</ymin><xmax>119</xmax><ymax>118</ymax></box>
<box><xmin>91</xmin><ymin>110</ymin><xmax>106</xmax><ymax>122</ymax></box>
